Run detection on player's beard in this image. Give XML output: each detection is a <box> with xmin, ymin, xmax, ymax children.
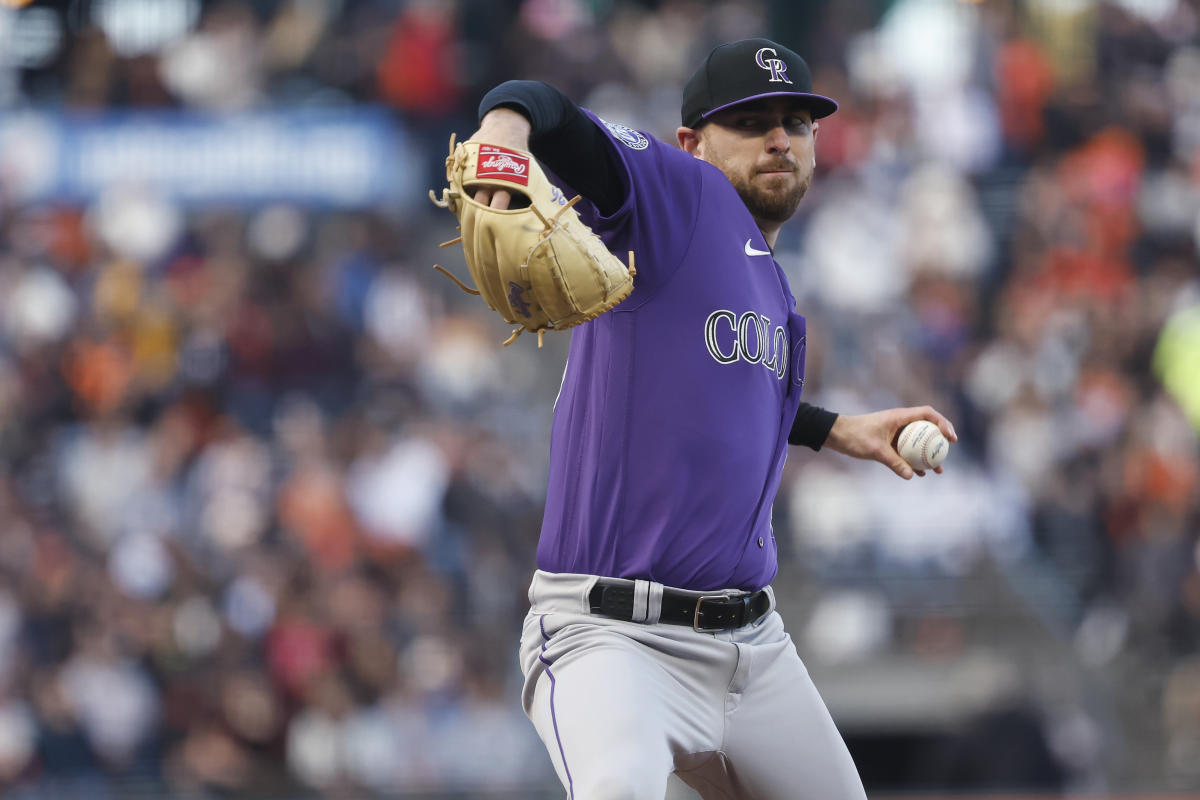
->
<box><xmin>729</xmin><ymin>164</ymin><xmax>812</xmax><ymax>224</ymax></box>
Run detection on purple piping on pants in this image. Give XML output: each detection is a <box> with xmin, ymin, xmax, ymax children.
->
<box><xmin>540</xmin><ymin>615</ymin><xmax>575</xmax><ymax>799</ymax></box>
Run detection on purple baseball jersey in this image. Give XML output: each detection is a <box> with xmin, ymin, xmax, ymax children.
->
<box><xmin>537</xmin><ymin>112</ymin><xmax>807</xmax><ymax>592</ymax></box>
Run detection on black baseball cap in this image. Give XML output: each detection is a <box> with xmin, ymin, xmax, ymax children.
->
<box><xmin>681</xmin><ymin>38</ymin><xmax>838</xmax><ymax>128</ymax></box>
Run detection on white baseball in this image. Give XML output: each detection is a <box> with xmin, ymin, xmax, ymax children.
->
<box><xmin>896</xmin><ymin>420</ymin><xmax>949</xmax><ymax>471</ymax></box>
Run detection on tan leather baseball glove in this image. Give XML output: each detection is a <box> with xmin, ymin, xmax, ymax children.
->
<box><xmin>429</xmin><ymin>135</ymin><xmax>635</xmax><ymax>346</ymax></box>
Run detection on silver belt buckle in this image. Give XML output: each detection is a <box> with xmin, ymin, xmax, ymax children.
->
<box><xmin>693</xmin><ymin>595</ymin><xmax>729</xmax><ymax>633</ymax></box>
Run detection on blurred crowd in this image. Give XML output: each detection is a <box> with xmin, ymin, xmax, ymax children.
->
<box><xmin>0</xmin><ymin>0</ymin><xmax>1198</xmax><ymax>797</ymax></box>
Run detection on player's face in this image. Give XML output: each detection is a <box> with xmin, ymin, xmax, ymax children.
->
<box><xmin>691</xmin><ymin>100</ymin><xmax>816</xmax><ymax>225</ymax></box>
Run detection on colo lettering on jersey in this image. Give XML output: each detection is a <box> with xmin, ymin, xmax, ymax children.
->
<box><xmin>704</xmin><ymin>309</ymin><xmax>788</xmax><ymax>380</ymax></box>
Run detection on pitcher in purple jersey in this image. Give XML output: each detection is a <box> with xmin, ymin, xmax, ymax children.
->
<box><xmin>461</xmin><ymin>38</ymin><xmax>957</xmax><ymax>799</ymax></box>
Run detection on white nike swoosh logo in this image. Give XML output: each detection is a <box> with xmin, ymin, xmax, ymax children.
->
<box><xmin>744</xmin><ymin>239</ymin><xmax>771</xmax><ymax>256</ymax></box>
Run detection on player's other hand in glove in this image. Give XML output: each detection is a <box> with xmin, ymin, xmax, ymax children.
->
<box><xmin>824</xmin><ymin>406</ymin><xmax>957</xmax><ymax>480</ymax></box>
<box><xmin>429</xmin><ymin>107</ymin><xmax>636</xmax><ymax>346</ymax></box>
<box><xmin>465</xmin><ymin>108</ymin><xmax>530</xmax><ymax>209</ymax></box>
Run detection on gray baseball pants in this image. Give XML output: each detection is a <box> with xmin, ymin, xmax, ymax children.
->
<box><xmin>519</xmin><ymin>570</ymin><xmax>869</xmax><ymax>800</ymax></box>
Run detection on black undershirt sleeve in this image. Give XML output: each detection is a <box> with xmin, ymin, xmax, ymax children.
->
<box><xmin>789</xmin><ymin>403</ymin><xmax>838</xmax><ymax>451</ymax></box>
<box><xmin>480</xmin><ymin>82</ymin><xmax>836</xmax><ymax>451</ymax></box>
<box><xmin>479</xmin><ymin>80</ymin><xmax>625</xmax><ymax>216</ymax></box>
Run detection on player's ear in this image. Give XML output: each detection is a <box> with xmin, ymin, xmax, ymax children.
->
<box><xmin>677</xmin><ymin>126</ymin><xmax>702</xmax><ymax>155</ymax></box>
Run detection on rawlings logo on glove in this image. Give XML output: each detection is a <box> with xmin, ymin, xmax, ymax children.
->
<box><xmin>475</xmin><ymin>146</ymin><xmax>531</xmax><ymax>184</ymax></box>
<box><xmin>429</xmin><ymin>135</ymin><xmax>636</xmax><ymax>347</ymax></box>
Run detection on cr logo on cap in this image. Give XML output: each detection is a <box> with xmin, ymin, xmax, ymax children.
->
<box><xmin>754</xmin><ymin>47</ymin><xmax>793</xmax><ymax>85</ymax></box>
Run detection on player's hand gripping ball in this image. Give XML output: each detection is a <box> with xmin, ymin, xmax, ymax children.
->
<box><xmin>429</xmin><ymin>135</ymin><xmax>636</xmax><ymax>347</ymax></box>
<box><xmin>896</xmin><ymin>420</ymin><xmax>949</xmax><ymax>471</ymax></box>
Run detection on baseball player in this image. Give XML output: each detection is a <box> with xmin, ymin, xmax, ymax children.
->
<box><xmin>451</xmin><ymin>38</ymin><xmax>958</xmax><ymax>799</ymax></box>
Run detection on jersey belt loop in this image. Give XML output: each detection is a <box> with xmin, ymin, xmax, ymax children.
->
<box><xmin>631</xmin><ymin>580</ymin><xmax>650</xmax><ymax>623</ymax></box>
<box><xmin>645</xmin><ymin>582</ymin><xmax>664</xmax><ymax>625</ymax></box>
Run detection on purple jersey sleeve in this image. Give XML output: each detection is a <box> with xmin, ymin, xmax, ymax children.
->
<box><xmin>543</xmin><ymin>111</ymin><xmax>704</xmax><ymax>298</ymax></box>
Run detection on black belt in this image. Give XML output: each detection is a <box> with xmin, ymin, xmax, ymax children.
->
<box><xmin>588</xmin><ymin>579</ymin><xmax>771</xmax><ymax>632</ymax></box>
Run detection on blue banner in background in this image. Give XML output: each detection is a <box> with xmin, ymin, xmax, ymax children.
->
<box><xmin>0</xmin><ymin>108</ymin><xmax>417</xmax><ymax>208</ymax></box>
